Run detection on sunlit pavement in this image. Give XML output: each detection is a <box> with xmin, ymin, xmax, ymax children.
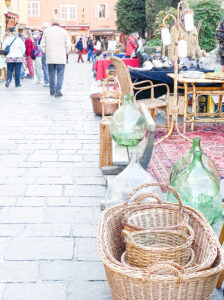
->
<box><xmin>0</xmin><ymin>54</ymin><xmax>222</xmax><ymax>299</ymax></box>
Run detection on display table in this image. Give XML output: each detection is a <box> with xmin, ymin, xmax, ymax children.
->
<box><xmin>94</xmin><ymin>58</ymin><xmax>139</xmax><ymax>81</ymax></box>
<box><xmin>168</xmin><ymin>73</ymin><xmax>224</xmax><ymax>133</ymax></box>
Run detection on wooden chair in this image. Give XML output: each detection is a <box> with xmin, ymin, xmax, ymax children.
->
<box><xmin>110</xmin><ymin>56</ymin><xmax>170</xmax><ymax>131</ymax></box>
<box><xmin>216</xmin><ymin>223</ymin><xmax>224</xmax><ymax>288</ymax></box>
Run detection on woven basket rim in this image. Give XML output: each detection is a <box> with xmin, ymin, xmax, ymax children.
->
<box><xmin>124</xmin><ymin>225</ymin><xmax>194</xmax><ymax>251</ymax></box>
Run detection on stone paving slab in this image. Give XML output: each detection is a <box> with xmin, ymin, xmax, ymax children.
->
<box><xmin>0</xmin><ymin>54</ymin><xmax>222</xmax><ymax>299</ymax></box>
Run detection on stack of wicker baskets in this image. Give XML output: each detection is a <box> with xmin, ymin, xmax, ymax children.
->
<box><xmin>97</xmin><ymin>183</ymin><xmax>224</xmax><ymax>300</ymax></box>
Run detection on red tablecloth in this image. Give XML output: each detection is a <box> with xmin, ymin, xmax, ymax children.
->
<box><xmin>94</xmin><ymin>58</ymin><xmax>139</xmax><ymax>81</ymax></box>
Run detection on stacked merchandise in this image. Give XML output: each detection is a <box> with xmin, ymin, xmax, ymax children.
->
<box><xmin>98</xmin><ymin>183</ymin><xmax>224</xmax><ymax>300</ymax></box>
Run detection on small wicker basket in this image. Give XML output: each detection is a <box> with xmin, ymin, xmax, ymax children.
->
<box><xmin>121</xmin><ymin>248</ymin><xmax>195</xmax><ymax>269</ymax></box>
<box><xmin>123</xmin><ymin>225</ymin><xmax>194</xmax><ymax>268</ymax></box>
<box><xmin>122</xmin><ymin>183</ymin><xmax>189</xmax><ymax>233</ymax></box>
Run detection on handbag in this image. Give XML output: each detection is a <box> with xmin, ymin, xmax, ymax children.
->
<box><xmin>31</xmin><ymin>49</ymin><xmax>35</xmax><ymax>60</ymax></box>
<box><xmin>3</xmin><ymin>38</ymin><xmax>16</xmax><ymax>56</ymax></box>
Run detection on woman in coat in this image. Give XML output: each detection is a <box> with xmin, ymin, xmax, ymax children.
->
<box><xmin>33</xmin><ymin>30</ymin><xmax>43</xmax><ymax>84</ymax></box>
<box><xmin>76</xmin><ymin>38</ymin><xmax>84</xmax><ymax>63</ymax></box>
<box><xmin>3</xmin><ymin>27</ymin><xmax>25</xmax><ymax>88</ymax></box>
<box><xmin>22</xmin><ymin>29</ymin><xmax>34</xmax><ymax>78</ymax></box>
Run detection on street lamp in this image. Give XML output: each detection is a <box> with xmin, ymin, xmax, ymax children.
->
<box><xmin>5</xmin><ymin>0</ymin><xmax>11</xmax><ymax>9</ymax></box>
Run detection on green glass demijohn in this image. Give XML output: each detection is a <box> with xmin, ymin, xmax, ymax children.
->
<box><xmin>167</xmin><ymin>150</ymin><xmax>223</xmax><ymax>224</ymax></box>
<box><xmin>110</xmin><ymin>94</ymin><xmax>147</xmax><ymax>146</ymax></box>
<box><xmin>169</xmin><ymin>138</ymin><xmax>220</xmax><ymax>184</ymax></box>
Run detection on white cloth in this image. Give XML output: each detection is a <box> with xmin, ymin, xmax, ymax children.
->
<box><xmin>95</xmin><ymin>41</ymin><xmax>101</xmax><ymax>51</ymax></box>
<box><xmin>108</xmin><ymin>41</ymin><xmax>116</xmax><ymax>52</ymax></box>
<box><xmin>35</xmin><ymin>56</ymin><xmax>43</xmax><ymax>81</ymax></box>
<box><xmin>3</xmin><ymin>37</ymin><xmax>25</xmax><ymax>58</ymax></box>
<box><xmin>40</xmin><ymin>25</ymin><xmax>71</xmax><ymax>64</ymax></box>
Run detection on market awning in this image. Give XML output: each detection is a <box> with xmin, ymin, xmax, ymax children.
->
<box><xmin>6</xmin><ymin>12</ymin><xmax>19</xmax><ymax>19</ymax></box>
<box><xmin>90</xmin><ymin>29</ymin><xmax>118</xmax><ymax>35</ymax></box>
<box><xmin>62</xmin><ymin>25</ymin><xmax>90</xmax><ymax>31</ymax></box>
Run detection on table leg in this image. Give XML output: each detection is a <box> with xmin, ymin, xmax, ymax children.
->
<box><xmin>191</xmin><ymin>84</ymin><xmax>196</xmax><ymax>132</ymax></box>
<box><xmin>183</xmin><ymin>83</ymin><xmax>188</xmax><ymax>134</ymax></box>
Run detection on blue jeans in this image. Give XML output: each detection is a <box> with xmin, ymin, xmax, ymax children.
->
<box><xmin>7</xmin><ymin>62</ymin><xmax>22</xmax><ymax>86</ymax></box>
<box><xmin>42</xmin><ymin>53</ymin><xmax>49</xmax><ymax>84</ymax></box>
<box><xmin>48</xmin><ymin>64</ymin><xmax>65</xmax><ymax>94</ymax></box>
<box><xmin>87</xmin><ymin>50</ymin><xmax>94</xmax><ymax>62</ymax></box>
<box><xmin>20</xmin><ymin>63</ymin><xmax>25</xmax><ymax>78</ymax></box>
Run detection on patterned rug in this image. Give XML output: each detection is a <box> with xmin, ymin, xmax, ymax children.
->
<box><xmin>148</xmin><ymin>124</ymin><xmax>224</xmax><ymax>184</ymax></box>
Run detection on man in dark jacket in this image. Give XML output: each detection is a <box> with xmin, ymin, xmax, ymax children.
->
<box><xmin>216</xmin><ymin>19</ymin><xmax>224</xmax><ymax>68</ymax></box>
<box><xmin>76</xmin><ymin>38</ymin><xmax>84</xmax><ymax>63</ymax></box>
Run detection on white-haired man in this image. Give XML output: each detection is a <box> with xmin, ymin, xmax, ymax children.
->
<box><xmin>40</xmin><ymin>17</ymin><xmax>71</xmax><ymax>97</ymax></box>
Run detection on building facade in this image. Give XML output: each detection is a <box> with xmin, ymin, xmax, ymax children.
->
<box><xmin>0</xmin><ymin>0</ymin><xmax>28</xmax><ymax>46</ymax></box>
<box><xmin>27</xmin><ymin>0</ymin><xmax>118</xmax><ymax>40</ymax></box>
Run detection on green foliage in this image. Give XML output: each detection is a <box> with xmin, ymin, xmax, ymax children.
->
<box><xmin>191</xmin><ymin>0</ymin><xmax>224</xmax><ymax>52</ymax></box>
<box><xmin>153</xmin><ymin>7</ymin><xmax>177</xmax><ymax>39</ymax></box>
<box><xmin>145</xmin><ymin>38</ymin><xmax>162</xmax><ymax>47</ymax></box>
<box><xmin>145</xmin><ymin>0</ymin><xmax>172</xmax><ymax>30</ymax></box>
<box><xmin>115</xmin><ymin>0</ymin><xmax>147</xmax><ymax>35</ymax></box>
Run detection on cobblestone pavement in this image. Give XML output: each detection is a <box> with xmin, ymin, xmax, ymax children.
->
<box><xmin>0</xmin><ymin>54</ymin><xmax>223</xmax><ymax>300</ymax></box>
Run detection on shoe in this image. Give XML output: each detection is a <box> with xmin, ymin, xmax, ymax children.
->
<box><xmin>5</xmin><ymin>81</ymin><xmax>9</xmax><ymax>87</ymax></box>
<box><xmin>50</xmin><ymin>90</ymin><xmax>55</xmax><ymax>96</ymax></box>
<box><xmin>55</xmin><ymin>92</ymin><xmax>63</xmax><ymax>98</ymax></box>
<box><xmin>16</xmin><ymin>84</ymin><xmax>22</xmax><ymax>87</ymax></box>
<box><xmin>43</xmin><ymin>83</ymin><xmax>50</xmax><ymax>87</ymax></box>
<box><xmin>25</xmin><ymin>75</ymin><xmax>34</xmax><ymax>79</ymax></box>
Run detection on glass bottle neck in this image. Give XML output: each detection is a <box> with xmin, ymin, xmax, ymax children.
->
<box><xmin>123</xmin><ymin>94</ymin><xmax>133</xmax><ymax>104</ymax></box>
<box><xmin>190</xmin><ymin>138</ymin><xmax>201</xmax><ymax>153</ymax></box>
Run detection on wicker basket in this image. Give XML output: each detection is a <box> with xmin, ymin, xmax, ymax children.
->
<box><xmin>122</xmin><ymin>183</ymin><xmax>189</xmax><ymax>233</ymax></box>
<box><xmin>98</xmin><ymin>203</ymin><xmax>224</xmax><ymax>300</ymax></box>
<box><xmin>123</xmin><ymin>225</ymin><xmax>194</xmax><ymax>268</ymax></box>
<box><xmin>121</xmin><ymin>248</ymin><xmax>195</xmax><ymax>269</ymax></box>
<box><xmin>99</xmin><ymin>118</ymin><xmax>113</xmax><ymax>168</ymax></box>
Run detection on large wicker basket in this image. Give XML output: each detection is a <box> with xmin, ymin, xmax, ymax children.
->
<box><xmin>124</xmin><ymin>225</ymin><xmax>194</xmax><ymax>268</ymax></box>
<box><xmin>98</xmin><ymin>202</ymin><xmax>223</xmax><ymax>300</ymax></box>
<box><xmin>122</xmin><ymin>183</ymin><xmax>189</xmax><ymax>233</ymax></box>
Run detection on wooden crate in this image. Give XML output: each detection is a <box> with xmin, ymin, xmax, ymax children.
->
<box><xmin>99</xmin><ymin>118</ymin><xmax>113</xmax><ymax>168</ymax></box>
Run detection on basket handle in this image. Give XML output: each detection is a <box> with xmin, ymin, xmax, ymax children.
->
<box><xmin>134</xmin><ymin>193</ymin><xmax>162</xmax><ymax>204</ymax></box>
<box><xmin>144</xmin><ymin>262</ymin><xmax>184</xmax><ymax>284</ymax></box>
<box><xmin>124</xmin><ymin>183</ymin><xmax>183</xmax><ymax>212</ymax></box>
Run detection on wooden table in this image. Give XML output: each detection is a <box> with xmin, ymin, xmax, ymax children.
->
<box><xmin>168</xmin><ymin>74</ymin><xmax>224</xmax><ymax>133</ymax></box>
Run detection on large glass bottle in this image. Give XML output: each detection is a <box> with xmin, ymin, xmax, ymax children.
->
<box><xmin>168</xmin><ymin>150</ymin><xmax>223</xmax><ymax>224</ymax></box>
<box><xmin>104</xmin><ymin>152</ymin><xmax>161</xmax><ymax>208</ymax></box>
<box><xmin>110</xmin><ymin>94</ymin><xmax>146</xmax><ymax>146</ymax></box>
<box><xmin>169</xmin><ymin>138</ymin><xmax>220</xmax><ymax>184</ymax></box>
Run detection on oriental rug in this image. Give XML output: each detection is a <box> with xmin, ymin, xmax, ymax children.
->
<box><xmin>148</xmin><ymin>124</ymin><xmax>224</xmax><ymax>184</ymax></box>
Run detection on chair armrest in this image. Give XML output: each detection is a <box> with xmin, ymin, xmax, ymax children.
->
<box><xmin>134</xmin><ymin>83</ymin><xmax>170</xmax><ymax>102</ymax></box>
<box><xmin>132</xmin><ymin>80</ymin><xmax>153</xmax><ymax>89</ymax></box>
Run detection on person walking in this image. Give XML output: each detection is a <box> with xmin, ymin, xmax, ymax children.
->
<box><xmin>76</xmin><ymin>38</ymin><xmax>84</xmax><ymax>63</ymax></box>
<box><xmin>40</xmin><ymin>22</ymin><xmax>50</xmax><ymax>87</ymax></box>
<box><xmin>22</xmin><ymin>29</ymin><xmax>34</xmax><ymax>79</ymax></box>
<box><xmin>40</xmin><ymin>17</ymin><xmax>71</xmax><ymax>98</ymax></box>
<box><xmin>87</xmin><ymin>39</ymin><xmax>94</xmax><ymax>62</ymax></box>
<box><xmin>3</xmin><ymin>27</ymin><xmax>25</xmax><ymax>88</ymax></box>
<box><xmin>33</xmin><ymin>30</ymin><xmax>43</xmax><ymax>84</ymax></box>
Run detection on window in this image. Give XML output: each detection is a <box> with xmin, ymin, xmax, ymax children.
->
<box><xmin>60</xmin><ymin>5</ymin><xmax>77</xmax><ymax>20</ymax></box>
<box><xmin>99</xmin><ymin>4</ymin><xmax>105</xmax><ymax>18</ymax></box>
<box><xmin>53</xmin><ymin>8</ymin><xmax>59</xmax><ymax>16</ymax></box>
<box><xmin>95</xmin><ymin>4</ymin><xmax>109</xmax><ymax>19</ymax></box>
<box><xmin>27</xmin><ymin>1</ymin><xmax>40</xmax><ymax>17</ymax></box>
